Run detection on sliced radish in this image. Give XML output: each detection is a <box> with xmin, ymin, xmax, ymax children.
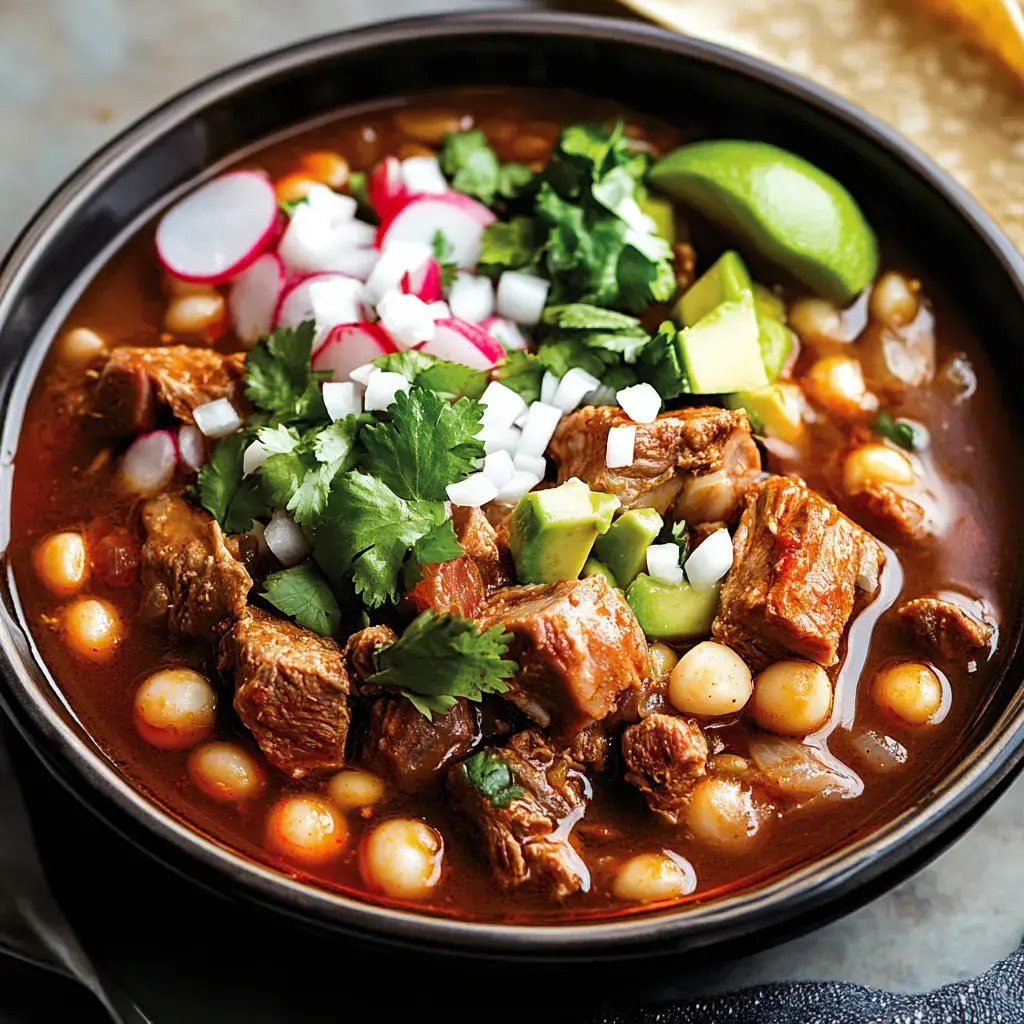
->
<box><xmin>156</xmin><ymin>171</ymin><xmax>278</xmax><ymax>285</ymax></box>
<box><xmin>229</xmin><ymin>252</ymin><xmax>285</xmax><ymax>346</ymax></box>
<box><xmin>311</xmin><ymin>322</ymin><xmax>398</xmax><ymax>382</ymax></box>
<box><xmin>376</xmin><ymin>193</ymin><xmax>495</xmax><ymax>268</ymax></box>
<box><xmin>418</xmin><ymin>318</ymin><xmax>504</xmax><ymax>370</ymax></box>
<box><xmin>177</xmin><ymin>424</ymin><xmax>208</xmax><ymax>472</ymax></box>
<box><xmin>364</xmin><ymin>242</ymin><xmax>433</xmax><ymax>306</ymax></box>
<box><xmin>401</xmin><ymin>257</ymin><xmax>442</xmax><ymax>303</ymax></box>
<box><xmin>400</xmin><ymin>156</ymin><xmax>449</xmax><ymax>195</ymax></box>
<box><xmin>275</xmin><ymin>272</ymin><xmax>359</xmax><ymax>331</ymax></box>
<box><xmin>481</xmin><ymin>316</ymin><xmax>528</xmax><ymax>350</ymax></box>
<box><xmin>369</xmin><ymin>157</ymin><xmax>408</xmax><ymax>220</ymax></box>
<box><xmin>117</xmin><ymin>430</ymin><xmax>178</xmax><ymax>496</ymax></box>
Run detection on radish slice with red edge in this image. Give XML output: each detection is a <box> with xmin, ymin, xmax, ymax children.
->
<box><xmin>418</xmin><ymin>318</ymin><xmax>504</xmax><ymax>370</ymax></box>
<box><xmin>118</xmin><ymin>431</ymin><xmax>179</xmax><ymax>496</ymax></box>
<box><xmin>311</xmin><ymin>322</ymin><xmax>398</xmax><ymax>381</ymax></box>
<box><xmin>156</xmin><ymin>171</ymin><xmax>278</xmax><ymax>285</ymax></box>
<box><xmin>369</xmin><ymin>157</ymin><xmax>409</xmax><ymax>221</ymax></box>
<box><xmin>177</xmin><ymin>424</ymin><xmax>208</xmax><ymax>472</ymax></box>
<box><xmin>376</xmin><ymin>193</ymin><xmax>495</xmax><ymax>268</ymax></box>
<box><xmin>480</xmin><ymin>316</ymin><xmax>529</xmax><ymax>350</ymax></box>
<box><xmin>229</xmin><ymin>252</ymin><xmax>285</xmax><ymax>347</ymax></box>
<box><xmin>401</xmin><ymin>257</ymin><xmax>442</xmax><ymax>303</ymax></box>
<box><xmin>275</xmin><ymin>272</ymin><xmax>360</xmax><ymax>330</ymax></box>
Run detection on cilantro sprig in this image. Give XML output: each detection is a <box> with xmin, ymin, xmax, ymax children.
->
<box><xmin>872</xmin><ymin>411</ymin><xmax>928</xmax><ymax>452</ymax></box>
<box><xmin>262</xmin><ymin>564</ymin><xmax>341</xmax><ymax>637</ymax></box>
<box><xmin>369</xmin><ymin>610</ymin><xmax>517</xmax><ymax>718</ymax></box>
<box><xmin>462</xmin><ymin>750</ymin><xmax>525</xmax><ymax>808</ymax></box>
<box><xmin>439</xmin><ymin>129</ymin><xmax>533</xmax><ymax>207</ymax></box>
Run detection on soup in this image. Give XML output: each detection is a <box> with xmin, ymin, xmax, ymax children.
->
<box><xmin>8</xmin><ymin>88</ymin><xmax>1015</xmax><ymax>922</ymax></box>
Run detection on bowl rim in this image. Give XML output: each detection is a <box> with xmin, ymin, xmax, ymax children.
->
<box><xmin>2</xmin><ymin>10</ymin><xmax>1024</xmax><ymax>954</ymax></box>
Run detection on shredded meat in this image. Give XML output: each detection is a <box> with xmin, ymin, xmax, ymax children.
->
<box><xmin>140</xmin><ymin>494</ymin><xmax>251</xmax><ymax>637</ymax></box>
<box><xmin>359</xmin><ymin>697</ymin><xmax>477</xmax><ymax>789</ymax></box>
<box><xmin>899</xmin><ymin>595</ymin><xmax>995</xmax><ymax>666</ymax></box>
<box><xmin>452</xmin><ymin>505</ymin><xmax>516</xmax><ymax>592</ymax></box>
<box><xmin>548</xmin><ymin>405</ymin><xmax>760</xmax><ymax>522</ymax></box>
<box><xmin>622</xmin><ymin>714</ymin><xmax>708</xmax><ymax>824</ymax></box>
<box><xmin>713</xmin><ymin>476</ymin><xmax>885</xmax><ymax>668</ymax></box>
<box><xmin>847</xmin><ymin>483</ymin><xmax>927</xmax><ymax>541</ymax></box>
<box><xmin>476</xmin><ymin>574</ymin><xmax>648</xmax><ymax>739</ymax></box>
<box><xmin>220</xmin><ymin>607</ymin><xmax>350</xmax><ymax>778</ymax></box>
<box><xmin>341</xmin><ymin>625</ymin><xmax>397</xmax><ymax>685</ymax></box>
<box><xmin>91</xmin><ymin>345</ymin><xmax>245</xmax><ymax>435</ymax></box>
<box><xmin>447</xmin><ymin>731</ymin><xmax>590</xmax><ymax>899</ymax></box>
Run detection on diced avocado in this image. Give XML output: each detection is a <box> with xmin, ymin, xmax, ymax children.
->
<box><xmin>726</xmin><ymin>382</ymin><xmax>805</xmax><ymax>444</ymax></box>
<box><xmin>679</xmin><ymin>294</ymin><xmax>769</xmax><ymax>394</ymax></box>
<box><xmin>508</xmin><ymin>477</ymin><xmax>620</xmax><ymax>584</ymax></box>
<box><xmin>757</xmin><ymin>315</ymin><xmax>795</xmax><ymax>382</ymax></box>
<box><xmin>753</xmin><ymin>282</ymin><xmax>786</xmax><ymax>322</ymax></box>
<box><xmin>593</xmin><ymin>508</ymin><xmax>663</xmax><ymax>588</ymax></box>
<box><xmin>639</xmin><ymin>195</ymin><xmax>676</xmax><ymax>245</ymax></box>
<box><xmin>676</xmin><ymin>251</ymin><xmax>752</xmax><ymax>328</ymax></box>
<box><xmin>626</xmin><ymin>575</ymin><xmax>722</xmax><ymax>641</ymax></box>
<box><xmin>582</xmin><ymin>557</ymin><xmax>618</xmax><ymax>588</ymax></box>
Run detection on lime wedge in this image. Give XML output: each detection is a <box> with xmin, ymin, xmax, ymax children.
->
<box><xmin>649</xmin><ymin>141</ymin><xmax>878</xmax><ymax>302</ymax></box>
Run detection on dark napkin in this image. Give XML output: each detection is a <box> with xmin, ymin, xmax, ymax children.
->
<box><xmin>2</xmin><ymin>710</ymin><xmax>1023</xmax><ymax>1024</ymax></box>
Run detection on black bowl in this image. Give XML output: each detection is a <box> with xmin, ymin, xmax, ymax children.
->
<box><xmin>2</xmin><ymin>12</ymin><xmax>1024</xmax><ymax>961</ymax></box>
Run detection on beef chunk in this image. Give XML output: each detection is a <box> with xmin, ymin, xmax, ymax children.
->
<box><xmin>568</xmin><ymin>721</ymin><xmax>609</xmax><ymax>771</ymax></box>
<box><xmin>409</xmin><ymin>556</ymin><xmax>486</xmax><ymax>618</ymax></box>
<box><xmin>448</xmin><ymin>731</ymin><xmax>590</xmax><ymax>899</ymax></box>
<box><xmin>846</xmin><ymin>483</ymin><xmax>927</xmax><ymax>541</ymax></box>
<box><xmin>548</xmin><ymin>405</ymin><xmax>760</xmax><ymax>522</ymax></box>
<box><xmin>713</xmin><ymin>476</ymin><xmax>885</xmax><ymax>668</ymax></box>
<box><xmin>91</xmin><ymin>345</ymin><xmax>245</xmax><ymax>435</ymax></box>
<box><xmin>899</xmin><ymin>595</ymin><xmax>995</xmax><ymax>666</ymax></box>
<box><xmin>622</xmin><ymin>714</ymin><xmax>708</xmax><ymax>824</ymax></box>
<box><xmin>140</xmin><ymin>494</ymin><xmax>251</xmax><ymax>637</ymax></box>
<box><xmin>452</xmin><ymin>505</ymin><xmax>515</xmax><ymax>592</ymax></box>
<box><xmin>359</xmin><ymin>697</ymin><xmax>477</xmax><ymax>789</ymax></box>
<box><xmin>221</xmin><ymin>607</ymin><xmax>350</xmax><ymax>778</ymax></box>
<box><xmin>475</xmin><ymin>574</ymin><xmax>648</xmax><ymax>738</ymax></box>
<box><xmin>342</xmin><ymin>625</ymin><xmax>397</xmax><ymax>684</ymax></box>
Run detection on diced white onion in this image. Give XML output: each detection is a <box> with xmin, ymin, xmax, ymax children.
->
<box><xmin>513</xmin><ymin>452</ymin><xmax>547</xmax><ymax>478</ymax></box>
<box><xmin>495</xmin><ymin>470</ymin><xmax>542</xmax><ymax>503</ymax></box>
<box><xmin>552</xmin><ymin>367</ymin><xmax>602</xmax><ymax>413</ymax></box>
<box><xmin>332</xmin><ymin>219</ymin><xmax>377</xmax><ymax>248</ymax></box>
<box><xmin>349</xmin><ymin>363</ymin><xmax>381</xmax><ymax>385</ymax></box>
<box><xmin>426</xmin><ymin>301</ymin><xmax>451</xmax><ymax>320</ymax></box>
<box><xmin>193</xmin><ymin>398</ymin><xmax>242</xmax><ymax>439</ymax></box>
<box><xmin>243</xmin><ymin>440</ymin><xmax>269</xmax><ymax>477</ymax></box>
<box><xmin>540</xmin><ymin>371</ymin><xmax>559</xmax><ymax>405</ymax></box>
<box><xmin>486</xmin><ymin>318</ymin><xmax>528</xmax><ymax>350</ymax></box>
<box><xmin>479</xmin><ymin>380</ymin><xmax>527</xmax><ymax>431</ymax></box>
<box><xmin>446</xmin><ymin>472</ymin><xmax>499</xmax><ymax>507</ymax></box>
<box><xmin>616</xmin><ymin>382</ymin><xmax>662</xmax><ymax>424</ymax></box>
<box><xmin>478</xmin><ymin>423</ymin><xmax>522</xmax><ymax>455</ymax></box>
<box><xmin>605</xmin><ymin>424</ymin><xmax>636</xmax><ymax>468</ymax></box>
<box><xmin>684</xmin><ymin>528</ymin><xmax>734</xmax><ymax>589</ymax></box>
<box><xmin>376</xmin><ymin>291</ymin><xmax>436</xmax><ymax>348</ymax></box>
<box><xmin>448</xmin><ymin>273</ymin><xmax>495</xmax><ymax>323</ymax></box>
<box><xmin>518</xmin><ymin>402</ymin><xmax>563</xmax><ymax>456</ymax></box>
<box><xmin>305</xmin><ymin>183</ymin><xmax>357</xmax><ymax>225</ymax></box>
<box><xmin>323</xmin><ymin>381</ymin><xmax>363</xmax><ymax>422</ymax></box>
<box><xmin>482</xmin><ymin>450</ymin><xmax>516</xmax><ymax>488</ymax></box>
<box><xmin>364</xmin><ymin>241</ymin><xmax>433</xmax><ymax>305</ymax></box>
<box><xmin>400</xmin><ymin>156</ymin><xmax>449</xmax><ymax>195</ymax></box>
<box><xmin>364</xmin><ymin>370</ymin><xmax>412</xmax><ymax>411</ymax></box>
<box><xmin>309</xmin><ymin>277</ymin><xmax>362</xmax><ymax>334</ymax></box>
<box><xmin>265</xmin><ymin>510</ymin><xmax>312</xmax><ymax>567</ymax></box>
<box><xmin>646</xmin><ymin>543</ymin><xmax>684</xmax><ymax>586</ymax></box>
<box><xmin>243</xmin><ymin>427</ymin><xmax>299</xmax><ymax>477</ymax></box>
<box><xmin>495</xmin><ymin>271</ymin><xmax>549</xmax><ymax>326</ymax></box>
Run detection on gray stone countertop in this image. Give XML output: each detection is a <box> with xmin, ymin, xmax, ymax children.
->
<box><xmin>1</xmin><ymin>0</ymin><xmax>1020</xmax><ymax>1001</ymax></box>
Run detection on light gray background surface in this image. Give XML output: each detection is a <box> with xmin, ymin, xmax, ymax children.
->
<box><xmin>1</xmin><ymin>0</ymin><xmax>1020</xmax><ymax>998</ymax></box>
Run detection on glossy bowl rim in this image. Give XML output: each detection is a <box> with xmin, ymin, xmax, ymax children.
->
<box><xmin>2</xmin><ymin>11</ymin><xmax>1024</xmax><ymax>954</ymax></box>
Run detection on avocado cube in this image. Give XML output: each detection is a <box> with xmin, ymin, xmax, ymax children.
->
<box><xmin>757</xmin><ymin>315</ymin><xmax>796</xmax><ymax>382</ymax></box>
<box><xmin>508</xmin><ymin>477</ymin><xmax>620</xmax><ymax>584</ymax></box>
<box><xmin>581</xmin><ymin>557</ymin><xmax>618</xmax><ymax>588</ymax></box>
<box><xmin>679</xmin><ymin>294</ymin><xmax>769</xmax><ymax>394</ymax></box>
<box><xmin>626</xmin><ymin>574</ymin><xmax>722</xmax><ymax>641</ymax></box>
<box><xmin>753</xmin><ymin>281</ymin><xmax>786</xmax><ymax>322</ymax></box>
<box><xmin>639</xmin><ymin>195</ymin><xmax>676</xmax><ymax>245</ymax></box>
<box><xmin>726</xmin><ymin>383</ymin><xmax>805</xmax><ymax>444</ymax></box>
<box><xmin>676</xmin><ymin>250</ymin><xmax>753</xmax><ymax>327</ymax></box>
<box><xmin>592</xmin><ymin>508</ymin><xmax>663</xmax><ymax>589</ymax></box>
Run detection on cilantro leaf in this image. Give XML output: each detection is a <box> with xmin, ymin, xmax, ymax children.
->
<box><xmin>657</xmin><ymin>519</ymin><xmax>690</xmax><ymax>567</ymax></box>
<box><xmin>198</xmin><ymin>432</ymin><xmax>269</xmax><ymax>533</ymax></box>
<box><xmin>872</xmin><ymin>412</ymin><xmax>927</xmax><ymax>451</ymax></box>
<box><xmin>313</xmin><ymin>471</ymin><xmax>446</xmax><ymax>608</ymax></box>
<box><xmin>245</xmin><ymin>321</ymin><xmax>329</xmax><ymax>424</ymax></box>
<box><xmin>499</xmin><ymin>162</ymin><xmax>534</xmax><ymax>199</ymax></box>
<box><xmin>477</xmin><ymin>217</ymin><xmax>543</xmax><ymax>276</ymax></box>
<box><xmin>542</xmin><ymin>303</ymin><xmax>644</xmax><ymax>333</ymax></box>
<box><xmin>261</xmin><ymin>564</ymin><xmax>341</xmax><ymax>637</ymax></box>
<box><xmin>368</xmin><ymin>610</ymin><xmax>516</xmax><ymax>719</ymax></box>
<box><xmin>536</xmin><ymin>338</ymin><xmax>608</xmax><ymax>381</ymax></box>
<box><xmin>361</xmin><ymin>387</ymin><xmax>484</xmax><ymax>502</ymax></box>
<box><xmin>496</xmin><ymin>349</ymin><xmax>545</xmax><ymax>404</ymax></box>
<box><xmin>412</xmin><ymin>519</ymin><xmax>464</xmax><ymax>566</ymax></box>
<box><xmin>462</xmin><ymin>750</ymin><xmax>524</xmax><ymax>808</ymax></box>
<box><xmin>637</xmin><ymin>321</ymin><xmax>691</xmax><ymax>399</ymax></box>
<box><xmin>373</xmin><ymin>350</ymin><xmax>487</xmax><ymax>399</ymax></box>
<box><xmin>440</xmin><ymin>129</ymin><xmax>502</xmax><ymax>204</ymax></box>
